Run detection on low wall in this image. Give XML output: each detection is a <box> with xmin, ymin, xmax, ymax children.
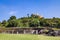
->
<box><xmin>0</xmin><ymin>27</ymin><xmax>44</xmax><ymax>34</ymax></box>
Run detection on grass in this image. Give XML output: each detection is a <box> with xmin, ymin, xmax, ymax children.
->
<box><xmin>0</xmin><ymin>34</ymin><xmax>60</xmax><ymax>40</ymax></box>
<box><xmin>0</xmin><ymin>34</ymin><xmax>38</xmax><ymax>40</ymax></box>
<box><xmin>38</xmin><ymin>35</ymin><xmax>60</xmax><ymax>40</ymax></box>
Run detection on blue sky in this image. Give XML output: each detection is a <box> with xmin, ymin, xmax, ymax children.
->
<box><xmin>0</xmin><ymin>0</ymin><xmax>60</xmax><ymax>21</ymax></box>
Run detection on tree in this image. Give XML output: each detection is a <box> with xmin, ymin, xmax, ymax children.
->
<box><xmin>31</xmin><ymin>14</ymin><xmax>43</xmax><ymax>19</ymax></box>
<box><xmin>2</xmin><ymin>20</ymin><xmax>8</xmax><ymax>27</ymax></box>
<box><xmin>27</xmin><ymin>14</ymin><xmax>29</xmax><ymax>18</ymax></box>
<box><xmin>0</xmin><ymin>14</ymin><xmax>60</xmax><ymax>28</ymax></box>
<box><xmin>8</xmin><ymin>16</ymin><xmax>16</xmax><ymax>21</ymax></box>
<box><xmin>7</xmin><ymin>19</ymin><xmax>20</xmax><ymax>27</ymax></box>
<box><xmin>29</xmin><ymin>19</ymin><xmax>40</xmax><ymax>27</ymax></box>
<box><xmin>7</xmin><ymin>16</ymin><xmax>18</xmax><ymax>27</ymax></box>
<box><xmin>0</xmin><ymin>22</ymin><xmax>3</xmax><ymax>27</ymax></box>
<box><xmin>20</xmin><ymin>17</ymin><xmax>30</xmax><ymax>27</ymax></box>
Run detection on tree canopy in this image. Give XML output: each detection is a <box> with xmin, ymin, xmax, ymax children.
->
<box><xmin>0</xmin><ymin>14</ymin><xmax>60</xmax><ymax>28</ymax></box>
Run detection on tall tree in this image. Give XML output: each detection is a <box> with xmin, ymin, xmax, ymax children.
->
<box><xmin>7</xmin><ymin>16</ymin><xmax>18</xmax><ymax>27</ymax></box>
<box><xmin>8</xmin><ymin>16</ymin><xmax>16</xmax><ymax>21</ymax></box>
<box><xmin>2</xmin><ymin>20</ymin><xmax>8</xmax><ymax>27</ymax></box>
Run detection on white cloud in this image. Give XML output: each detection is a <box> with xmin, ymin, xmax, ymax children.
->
<box><xmin>9</xmin><ymin>11</ymin><xmax>17</xmax><ymax>15</ymax></box>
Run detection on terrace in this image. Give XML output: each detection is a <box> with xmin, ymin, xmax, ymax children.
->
<box><xmin>0</xmin><ymin>27</ymin><xmax>45</xmax><ymax>34</ymax></box>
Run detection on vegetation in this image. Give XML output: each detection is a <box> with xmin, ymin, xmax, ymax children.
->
<box><xmin>0</xmin><ymin>14</ymin><xmax>60</xmax><ymax>28</ymax></box>
<box><xmin>0</xmin><ymin>34</ymin><xmax>60</xmax><ymax>40</ymax></box>
<box><xmin>38</xmin><ymin>35</ymin><xmax>60</xmax><ymax>40</ymax></box>
<box><xmin>0</xmin><ymin>34</ymin><xmax>38</xmax><ymax>40</ymax></box>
